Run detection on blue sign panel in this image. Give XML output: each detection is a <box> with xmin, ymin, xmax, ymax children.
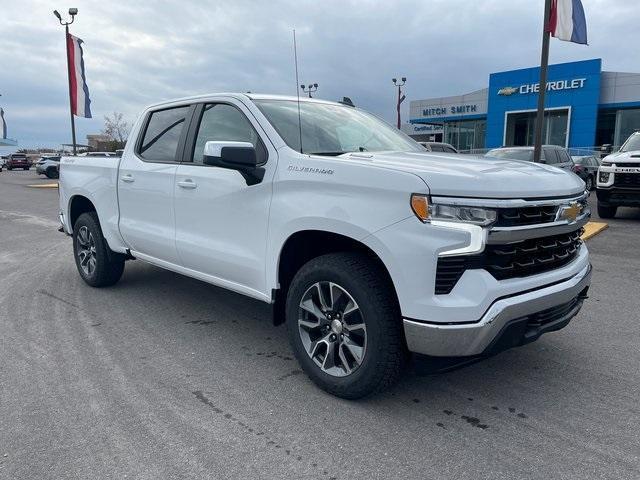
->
<box><xmin>486</xmin><ymin>59</ymin><xmax>601</xmax><ymax>148</ymax></box>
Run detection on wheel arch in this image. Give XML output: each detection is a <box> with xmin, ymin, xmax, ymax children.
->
<box><xmin>68</xmin><ymin>194</ymin><xmax>97</xmax><ymax>231</ymax></box>
<box><xmin>272</xmin><ymin>229</ymin><xmax>399</xmax><ymax>326</ymax></box>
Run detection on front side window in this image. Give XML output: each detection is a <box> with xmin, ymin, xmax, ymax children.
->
<box><xmin>139</xmin><ymin>106</ymin><xmax>190</xmax><ymax>162</ymax></box>
<box><xmin>254</xmin><ymin>99</ymin><xmax>421</xmax><ymax>156</ymax></box>
<box><xmin>191</xmin><ymin>103</ymin><xmax>265</xmax><ymax>164</ymax></box>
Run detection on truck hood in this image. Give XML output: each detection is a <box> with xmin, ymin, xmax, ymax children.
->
<box><xmin>343</xmin><ymin>151</ymin><xmax>585</xmax><ymax>199</ymax></box>
<box><xmin>602</xmin><ymin>150</ymin><xmax>640</xmax><ymax>164</ymax></box>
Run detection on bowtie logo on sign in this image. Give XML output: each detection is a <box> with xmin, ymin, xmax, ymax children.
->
<box><xmin>498</xmin><ymin>78</ymin><xmax>587</xmax><ymax>96</ymax></box>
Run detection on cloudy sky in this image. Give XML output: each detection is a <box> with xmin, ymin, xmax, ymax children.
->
<box><xmin>1</xmin><ymin>0</ymin><xmax>636</xmax><ymax>149</ymax></box>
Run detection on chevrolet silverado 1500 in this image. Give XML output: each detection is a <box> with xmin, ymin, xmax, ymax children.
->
<box><xmin>59</xmin><ymin>94</ymin><xmax>591</xmax><ymax>398</ymax></box>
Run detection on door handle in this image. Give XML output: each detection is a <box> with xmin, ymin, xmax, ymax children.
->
<box><xmin>121</xmin><ymin>174</ymin><xmax>134</xmax><ymax>183</ymax></box>
<box><xmin>177</xmin><ymin>179</ymin><xmax>197</xmax><ymax>189</ymax></box>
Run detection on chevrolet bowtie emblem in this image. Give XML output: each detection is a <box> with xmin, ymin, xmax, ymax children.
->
<box><xmin>497</xmin><ymin>86</ymin><xmax>518</xmax><ymax>96</ymax></box>
<box><xmin>558</xmin><ymin>202</ymin><xmax>581</xmax><ymax>223</ymax></box>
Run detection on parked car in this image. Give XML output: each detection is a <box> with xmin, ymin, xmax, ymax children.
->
<box><xmin>571</xmin><ymin>155</ymin><xmax>600</xmax><ymax>190</ymax></box>
<box><xmin>59</xmin><ymin>94</ymin><xmax>590</xmax><ymax>398</ymax></box>
<box><xmin>5</xmin><ymin>153</ymin><xmax>31</xmax><ymax>170</ymax></box>
<box><xmin>485</xmin><ymin>145</ymin><xmax>575</xmax><ymax>172</ymax></box>
<box><xmin>418</xmin><ymin>141</ymin><xmax>458</xmax><ymax>153</ymax></box>
<box><xmin>35</xmin><ymin>155</ymin><xmax>61</xmax><ymax>179</ymax></box>
<box><xmin>596</xmin><ymin>131</ymin><xmax>640</xmax><ymax>218</ymax></box>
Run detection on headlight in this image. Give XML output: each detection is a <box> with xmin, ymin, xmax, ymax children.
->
<box><xmin>410</xmin><ymin>194</ymin><xmax>497</xmax><ymax>226</ymax></box>
<box><xmin>599</xmin><ymin>171</ymin><xmax>610</xmax><ymax>183</ymax></box>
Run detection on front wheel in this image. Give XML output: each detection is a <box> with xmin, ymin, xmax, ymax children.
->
<box><xmin>45</xmin><ymin>168</ymin><xmax>59</xmax><ymax>179</ymax></box>
<box><xmin>597</xmin><ymin>203</ymin><xmax>617</xmax><ymax>219</ymax></box>
<box><xmin>286</xmin><ymin>252</ymin><xmax>406</xmax><ymax>399</ymax></box>
<box><xmin>73</xmin><ymin>212</ymin><xmax>124</xmax><ymax>287</ymax></box>
<box><xmin>585</xmin><ymin>176</ymin><xmax>593</xmax><ymax>191</ymax></box>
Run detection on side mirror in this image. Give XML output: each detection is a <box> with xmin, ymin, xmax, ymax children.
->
<box><xmin>202</xmin><ymin>141</ymin><xmax>265</xmax><ymax>186</ymax></box>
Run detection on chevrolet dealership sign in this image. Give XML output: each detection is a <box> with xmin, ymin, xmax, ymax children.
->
<box><xmin>498</xmin><ymin>78</ymin><xmax>587</xmax><ymax>96</ymax></box>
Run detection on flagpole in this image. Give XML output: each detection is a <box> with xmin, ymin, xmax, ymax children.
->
<box><xmin>64</xmin><ymin>23</ymin><xmax>78</xmax><ymax>156</ymax></box>
<box><xmin>533</xmin><ymin>0</ymin><xmax>552</xmax><ymax>163</ymax></box>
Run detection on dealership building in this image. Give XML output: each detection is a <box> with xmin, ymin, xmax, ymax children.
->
<box><xmin>405</xmin><ymin>59</ymin><xmax>640</xmax><ymax>152</ymax></box>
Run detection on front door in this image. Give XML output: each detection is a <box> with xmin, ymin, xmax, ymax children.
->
<box><xmin>118</xmin><ymin>105</ymin><xmax>192</xmax><ymax>264</ymax></box>
<box><xmin>173</xmin><ymin>101</ymin><xmax>275</xmax><ymax>299</ymax></box>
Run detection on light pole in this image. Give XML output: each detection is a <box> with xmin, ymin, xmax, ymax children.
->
<box><xmin>301</xmin><ymin>83</ymin><xmax>318</xmax><ymax>98</ymax></box>
<box><xmin>392</xmin><ymin>77</ymin><xmax>406</xmax><ymax>129</ymax></box>
<box><xmin>53</xmin><ymin>8</ymin><xmax>78</xmax><ymax>155</ymax></box>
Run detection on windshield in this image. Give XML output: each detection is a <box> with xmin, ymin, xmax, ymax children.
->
<box><xmin>486</xmin><ymin>148</ymin><xmax>533</xmax><ymax>161</ymax></box>
<box><xmin>620</xmin><ymin>133</ymin><xmax>640</xmax><ymax>152</ymax></box>
<box><xmin>254</xmin><ymin>100</ymin><xmax>422</xmax><ymax>155</ymax></box>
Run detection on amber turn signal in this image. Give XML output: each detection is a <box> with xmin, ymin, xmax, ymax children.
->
<box><xmin>410</xmin><ymin>194</ymin><xmax>430</xmax><ymax>222</ymax></box>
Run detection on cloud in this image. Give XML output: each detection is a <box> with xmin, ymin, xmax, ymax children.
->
<box><xmin>1</xmin><ymin>0</ymin><xmax>637</xmax><ymax>148</ymax></box>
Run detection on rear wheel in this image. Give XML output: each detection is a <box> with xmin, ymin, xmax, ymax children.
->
<box><xmin>597</xmin><ymin>203</ymin><xmax>617</xmax><ymax>219</ymax></box>
<box><xmin>73</xmin><ymin>212</ymin><xmax>124</xmax><ymax>287</ymax></box>
<box><xmin>286</xmin><ymin>252</ymin><xmax>406</xmax><ymax>399</ymax></box>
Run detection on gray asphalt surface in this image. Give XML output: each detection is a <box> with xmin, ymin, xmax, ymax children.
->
<box><xmin>1</xmin><ymin>169</ymin><xmax>639</xmax><ymax>479</ymax></box>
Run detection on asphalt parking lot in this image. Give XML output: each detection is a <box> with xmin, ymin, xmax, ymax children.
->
<box><xmin>1</xmin><ymin>169</ymin><xmax>639</xmax><ymax>480</ymax></box>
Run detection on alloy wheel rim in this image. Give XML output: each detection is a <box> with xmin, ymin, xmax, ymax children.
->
<box><xmin>297</xmin><ymin>281</ymin><xmax>367</xmax><ymax>377</ymax></box>
<box><xmin>76</xmin><ymin>226</ymin><xmax>97</xmax><ymax>277</ymax></box>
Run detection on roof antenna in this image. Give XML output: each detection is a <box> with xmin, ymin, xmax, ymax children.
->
<box><xmin>293</xmin><ymin>29</ymin><xmax>303</xmax><ymax>154</ymax></box>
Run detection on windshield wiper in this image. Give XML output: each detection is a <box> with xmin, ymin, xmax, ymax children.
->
<box><xmin>308</xmin><ymin>147</ymin><xmax>368</xmax><ymax>156</ymax></box>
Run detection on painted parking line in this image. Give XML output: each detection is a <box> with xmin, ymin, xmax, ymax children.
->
<box><xmin>26</xmin><ymin>183</ymin><xmax>59</xmax><ymax>188</ymax></box>
<box><xmin>581</xmin><ymin>221</ymin><xmax>608</xmax><ymax>241</ymax></box>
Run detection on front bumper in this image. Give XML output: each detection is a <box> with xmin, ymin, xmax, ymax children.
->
<box><xmin>597</xmin><ymin>187</ymin><xmax>640</xmax><ymax>207</ymax></box>
<box><xmin>403</xmin><ymin>263</ymin><xmax>591</xmax><ymax>357</ymax></box>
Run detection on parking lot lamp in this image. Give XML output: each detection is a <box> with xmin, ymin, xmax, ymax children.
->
<box><xmin>392</xmin><ymin>77</ymin><xmax>406</xmax><ymax>129</ymax></box>
<box><xmin>53</xmin><ymin>8</ymin><xmax>79</xmax><ymax>155</ymax></box>
<box><xmin>301</xmin><ymin>83</ymin><xmax>318</xmax><ymax>98</ymax></box>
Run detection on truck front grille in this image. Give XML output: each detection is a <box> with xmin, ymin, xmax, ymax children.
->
<box><xmin>435</xmin><ymin>229</ymin><xmax>583</xmax><ymax>294</ymax></box>
<box><xmin>495</xmin><ymin>205</ymin><xmax>558</xmax><ymax>227</ymax></box>
<box><xmin>614</xmin><ymin>172</ymin><xmax>640</xmax><ymax>188</ymax></box>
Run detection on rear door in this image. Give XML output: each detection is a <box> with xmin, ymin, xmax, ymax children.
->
<box><xmin>118</xmin><ymin>104</ymin><xmax>194</xmax><ymax>264</ymax></box>
<box><xmin>173</xmin><ymin>100</ymin><xmax>275</xmax><ymax>298</ymax></box>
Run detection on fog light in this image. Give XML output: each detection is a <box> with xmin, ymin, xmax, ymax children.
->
<box><xmin>599</xmin><ymin>171</ymin><xmax>610</xmax><ymax>183</ymax></box>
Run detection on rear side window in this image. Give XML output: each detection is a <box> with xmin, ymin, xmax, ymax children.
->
<box><xmin>543</xmin><ymin>149</ymin><xmax>559</xmax><ymax>164</ymax></box>
<box><xmin>443</xmin><ymin>146</ymin><xmax>457</xmax><ymax>153</ymax></box>
<box><xmin>429</xmin><ymin>145</ymin><xmax>443</xmax><ymax>152</ymax></box>
<box><xmin>139</xmin><ymin>106</ymin><xmax>190</xmax><ymax>162</ymax></box>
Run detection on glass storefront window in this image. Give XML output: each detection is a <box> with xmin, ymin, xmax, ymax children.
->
<box><xmin>614</xmin><ymin>108</ymin><xmax>640</xmax><ymax>147</ymax></box>
<box><xmin>444</xmin><ymin>119</ymin><xmax>486</xmax><ymax>152</ymax></box>
<box><xmin>504</xmin><ymin>109</ymin><xmax>568</xmax><ymax>147</ymax></box>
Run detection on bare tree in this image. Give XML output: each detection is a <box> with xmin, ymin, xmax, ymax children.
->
<box><xmin>102</xmin><ymin>112</ymin><xmax>130</xmax><ymax>144</ymax></box>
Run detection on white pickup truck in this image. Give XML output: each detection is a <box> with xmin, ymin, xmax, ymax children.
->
<box><xmin>59</xmin><ymin>94</ymin><xmax>591</xmax><ymax>398</ymax></box>
<box><xmin>597</xmin><ymin>131</ymin><xmax>640</xmax><ymax>217</ymax></box>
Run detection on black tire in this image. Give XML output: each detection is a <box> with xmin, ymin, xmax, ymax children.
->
<box><xmin>585</xmin><ymin>176</ymin><xmax>593</xmax><ymax>191</ymax></box>
<box><xmin>73</xmin><ymin>212</ymin><xmax>124</xmax><ymax>287</ymax></box>
<box><xmin>7</xmin><ymin>167</ymin><xmax>12</xmax><ymax>171</ymax></box>
<box><xmin>45</xmin><ymin>168</ymin><xmax>59</xmax><ymax>179</ymax></box>
<box><xmin>597</xmin><ymin>203</ymin><xmax>617</xmax><ymax>219</ymax></box>
<box><xmin>286</xmin><ymin>252</ymin><xmax>406</xmax><ymax>399</ymax></box>
<box><xmin>23</xmin><ymin>167</ymin><xmax>29</xmax><ymax>171</ymax></box>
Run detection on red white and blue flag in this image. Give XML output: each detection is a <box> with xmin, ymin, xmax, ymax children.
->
<box><xmin>66</xmin><ymin>33</ymin><xmax>92</xmax><ymax>118</ymax></box>
<box><xmin>547</xmin><ymin>0</ymin><xmax>588</xmax><ymax>45</ymax></box>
